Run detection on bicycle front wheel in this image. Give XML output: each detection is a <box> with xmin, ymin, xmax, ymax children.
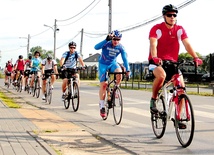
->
<box><xmin>112</xmin><ymin>87</ymin><xmax>123</xmax><ymax>125</ymax></box>
<box><xmin>151</xmin><ymin>94</ymin><xmax>167</xmax><ymax>139</ymax></box>
<box><xmin>72</xmin><ymin>81</ymin><xmax>79</xmax><ymax>112</ymax></box>
<box><xmin>175</xmin><ymin>94</ymin><xmax>195</xmax><ymax>147</ymax></box>
<box><xmin>46</xmin><ymin>82</ymin><xmax>52</xmax><ymax>104</ymax></box>
<box><xmin>35</xmin><ymin>78</ymin><xmax>40</xmax><ymax>98</ymax></box>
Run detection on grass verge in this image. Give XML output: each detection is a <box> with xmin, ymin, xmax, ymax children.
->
<box><xmin>0</xmin><ymin>92</ymin><xmax>21</xmax><ymax>108</ymax></box>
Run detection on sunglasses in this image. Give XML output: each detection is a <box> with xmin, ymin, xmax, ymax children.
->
<box><xmin>113</xmin><ymin>38</ymin><xmax>120</xmax><ymax>41</ymax></box>
<box><xmin>69</xmin><ymin>46</ymin><xmax>76</xmax><ymax>49</ymax></box>
<box><xmin>166</xmin><ymin>14</ymin><xmax>177</xmax><ymax>18</ymax></box>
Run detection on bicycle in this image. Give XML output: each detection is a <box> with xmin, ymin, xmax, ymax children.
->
<box><xmin>102</xmin><ymin>71</ymin><xmax>127</xmax><ymax>125</ymax></box>
<box><xmin>62</xmin><ymin>67</ymin><xmax>84</xmax><ymax>112</ymax></box>
<box><xmin>31</xmin><ymin>71</ymin><xmax>41</xmax><ymax>98</ymax></box>
<box><xmin>150</xmin><ymin>60</ymin><xmax>195</xmax><ymax>147</ymax></box>
<box><xmin>44</xmin><ymin>73</ymin><xmax>56</xmax><ymax>104</ymax></box>
<box><xmin>14</xmin><ymin>71</ymin><xmax>23</xmax><ymax>93</ymax></box>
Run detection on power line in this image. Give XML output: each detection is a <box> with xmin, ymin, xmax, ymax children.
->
<box><xmin>56</xmin><ymin>31</ymin><xmax>81</xmax><ymax>50</ymax></box>
<box><xmin>58</xmin><ymin>0</ymin><xmax>101</xmax><ymax>26</ymax></box>
<box><xmin>84</xmin><ymin>0</ymin><xmax>196</xmax><ymax>35</ymax></box>
<box><xmin>57</xmin><ymin>0</ymin><xmax>97</xmax><ymax>22</ymax></box>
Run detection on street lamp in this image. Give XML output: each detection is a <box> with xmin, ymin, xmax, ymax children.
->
<box><xmin>44</xmin><ymin>19</ymin><xmax>59</xmax><ymax>59</ymax></box>
<box><xmin>19</xmin><ymin>34</ymin><xmax>30</xmax><ymax>57</ymax></box>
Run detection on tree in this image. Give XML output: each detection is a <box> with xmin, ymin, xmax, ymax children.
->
<box><xmin>29</xmin><ymin>46</ymin><xmax>54</xmax><ymax>59</ymax></box>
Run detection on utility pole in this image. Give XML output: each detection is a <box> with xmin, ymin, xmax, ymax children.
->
<box><xmin>80</xmin><ymin>28</ymin><xmax>84</xmax><ymax>58</ymax></box>
<box><xmin>44</xmin><ymin>19</ymin><xmax>59</xmax><ymax>60</ymax></box>
<box><xmin>108</xmin><ymin>0</ymin><xmax>112</xmax><ymax>33</ymax></box>
<box><xmin>54</xmin><ymin>19</ymin><xmax>57</xmax><ymax>59</ymax></box>
<box><xmin>27</xmin><ymin>34</ymin><xmax>30</xmax><ymax>56</ymax></box>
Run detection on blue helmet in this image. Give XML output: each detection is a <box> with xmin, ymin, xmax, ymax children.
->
<box><xmin>112</xmin><ymin>30</ymin><xmax>122</xmax><ymax>39</ymax></box>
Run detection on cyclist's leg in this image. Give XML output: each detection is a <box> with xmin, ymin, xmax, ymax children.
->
<box><xmin>50</xmin><ymin>70</ymin><xmax>55</xmax><ymax>88</ymax></box>
<box><xmin>149</xmin><ymin>63</ymin><xmax>165</xmax><ymax>113</ymax></box>
<box><xmin>61</xmin><ymin>70</ymin><xmax>68</xmax><ymax>100</ymax></box>
<box><xmin>110</xmin><ymin>62</ymin><xmax>122</xmax><ymax>86</ymax></box>
<box><xmin>42</xmin><ymin>72</ymin><xmax>47</xmax><ymax>100</ymax></box>
<box><xmin>98</xmin><ymin>63</ymin><xmax>109</xmax><ymax>117</ymax></box>
<box><xmin>20</xmin><ymin>70</ymin><xmax>25</xmax><ymax>90</ymax></box>
<box><xmin>74</xmin><ymin>73</ymin><xmax>80</xmax><ymax>86</ymax></box>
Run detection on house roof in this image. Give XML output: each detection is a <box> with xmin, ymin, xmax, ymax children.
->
<box><xmin>83</xmin><ymin>53</ymin><xmax>100</xmax><ymax>62</ymax></box>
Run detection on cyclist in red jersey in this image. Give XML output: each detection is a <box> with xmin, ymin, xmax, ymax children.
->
<box><xmin>4</xmin><ymin>60</ymin><xmax>14</xmax><ymax>85</ymax></box>
<box><xmin>14</xmin><ymin>55</ymin><xmax>25</xmax><ymax>90</ymax></box>
<box><xmin>148</xmin><ymin>4</ymin><xmax>203</xmax><ymax>114</ymax></box>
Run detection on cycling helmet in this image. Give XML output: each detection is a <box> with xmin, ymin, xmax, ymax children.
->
<box><xmin>112</xmin><ymin>30</ymin><xmax>122</xmax><ymax>39</ymax></box>
<box><xmin>28</xmin><ymin>55</ymin><xmax>32</xmax><ymax>60</ymax></box>
<box><xmin>47</xmin><ymin>54</ymin><xmax>52</xmax><ymax>60</ymax></box>
<box><xmin>162</xmin><ymin>4</ymin><xmax>178</xmax><ymax>15</ymax></box>
<box><xmin>68</xmin><ymin>41</ymin><xmax>77</xmax><ymax>47</ymax></box>
<box><xmin>8</xmin><ymin>60</ymin><xmax>11</xmax><ymax>63</ymax></box>
<box><xmin>19</xmin><ymin>55</ymin><xmax>23</xmax><ymax>59</ymax></box>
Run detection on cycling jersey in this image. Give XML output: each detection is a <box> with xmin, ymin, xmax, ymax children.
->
<box><xmin>5</xmin><ymin>63</ymin><xmax>13</xmax><ymax>72</ymax></box>
<box><xmin>31</xmin><ymin>57</ymin><xmax>42</xmax><ymax>71</ymax></box>
<box><xmin>25</xmin><ymin>59</ymin><xmax>31</xmax><ymax>70</ymax></box>
<box><xmin>41</xmin><ymin>59</ymin><xmax>57</xmax><ymax>70</ymax></box>
<box><xmin>148</xmin><ymin>22</ymin><xmax>188</xmax><ymax>62</ymax></box>
<box><xmin>15</xmin><ymin>59</ymin><xmax>25</xmax><ymax>71</ymax></box>
<box><xmin>94</xmin><ymin>40</ymin><xmax>130</xmax><ymax>71</ymax></box>
<box><xmin>61</xmin><ymin>51</ymin><xmax>80</xmax><ymax>68</ymax></box>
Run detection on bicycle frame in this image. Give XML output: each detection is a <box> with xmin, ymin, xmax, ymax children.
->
<box><xmin>161</xmin><ymin>72</ymin><xmax>186</xmax><ymax>121</ymax></box>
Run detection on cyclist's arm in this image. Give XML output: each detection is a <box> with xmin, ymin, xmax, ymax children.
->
<box><xmin>94</xmin><ymin>40</ymin><xmax>108</xmax><ymax>50</ymax></box>
<box><xmin>60</xmin><ymin>57</ymin><xmax>65</xmax><ymax>67</ymax></box>
<box><xmin>149</xmin><ymin>37</ymin><xmax>158</xmax><ymax>58</ymax></box>
<box><xmin>53</xmin><ymin>60</ymin><xmax>59</xmax><ymax>74</ymax></box>
<box><xmin>182</xmin><ymin>38</ymin><xmax>198</xmax><ymax>58</ymax></box>
<box><xmin>78</xmin><ymin>57</ymin><xmax>85</xmax><ymax>67</ymax></box>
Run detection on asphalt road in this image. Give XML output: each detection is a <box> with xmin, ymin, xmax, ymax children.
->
<box><xmin>2</xmin><ymin>79</ymin><xmax>214</xmax><ymax>155</ymax></box>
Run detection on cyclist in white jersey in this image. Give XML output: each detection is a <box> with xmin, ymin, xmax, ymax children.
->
<box><xmin>41</xmin><ymin>54</ymin><xmax>58</xmax><ymax>100</ymax></box>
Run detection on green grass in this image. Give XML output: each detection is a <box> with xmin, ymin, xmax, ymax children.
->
<box><xmin>0</xmin><ymin>92</ymin><xmax>21</xmax><ymax>108</ymax></box>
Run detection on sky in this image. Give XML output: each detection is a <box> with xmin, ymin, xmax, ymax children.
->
<box><xmin>0</xmin><ymin>0</ymin><xmax>214</xmax><ymax>68</ymax></box>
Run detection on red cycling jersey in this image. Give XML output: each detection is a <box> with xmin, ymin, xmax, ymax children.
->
<box><xmin>15</xmin><ymin>59</ymin><xmax>25</xmax><ymax>71</ymax></box>
<box><xmin>148</xmin><ymin>22</ymin><xmax>188</xmax><ymax>62</ymax></box>
<box><xmin>5</xmin><ymin>63</ymin><xmax>13</xmax><ymax>72</ymax></box>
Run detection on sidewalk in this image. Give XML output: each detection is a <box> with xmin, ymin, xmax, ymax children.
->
<box><xmin>0</xmin><ymin>86</ymin><xmax>129</xmax><ymax>155</ymax></box>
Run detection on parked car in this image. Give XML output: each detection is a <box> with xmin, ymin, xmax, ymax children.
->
<box><xmin>201</xmin><ymin>72</ymin><xmax>214</xmax><ymax>82</ymax></box>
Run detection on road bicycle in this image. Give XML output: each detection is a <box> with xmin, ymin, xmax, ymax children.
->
<box><xmin>31</xmin><ymin>71</ymin><xmax>41</xmax><ymax>98</ymax></box>
<box><xmin>44</xmin><ymin>73</ymin><xmax>56</xmax><ymax>104</ymax></box>
<box><xmin>15</xmin><ymin>71</ymin><xmax>23</xmax><ymax>93</ymax></box>
<box><xmin>151</xmin><ymin>60</ymin><xmax>195</xmax><ymax>147</ymax></box>
<box><xmin>62</xmin><ymin>67</ymin><xmax>85</xmax><ymax>112</ymax></box>
<box><xmin>102</xmin><ymin>71</ymin><xmax>127</xmax><ymax>125</ymax></box>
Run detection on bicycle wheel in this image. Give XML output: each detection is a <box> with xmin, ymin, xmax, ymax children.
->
<box><xmin>175</xmin><ymin>94</ymin><xmax>195</xmax><ymax>147</ymax></box>
<box><xmin>112</xmin><ymin>87</ymin><xmax>123</xmax><ymax>125</ymax></box>
<box><xmin>64</xmin><ymin>83</ymin><xmax>71</xmax><ymax>109</ymax></box>
<box><xmin>16</xmin><ymin>77</ymin><xmax>21</xmax><ymax>92</ymax></box>
<box><xmin>47</xmin><ymin>83</ymin><xmax>52</xmax><ymax>104</ymax></box>
<box><xmin>151</xmin><ymin>94</ymin><xmax>167</xmax><ymax>139</ymax></box>
<box><xmin>72</xmin><ymin>81</ymin><xmax>79</xmax><ymax>112</ymax></box>
<box><xmin>35</xmin><ymin>78</ymin><xmax>40</xmax><ymax>98</ymax></box>
<box><xmin>32</xmin><ymin>79</ymin><xmax>36</xmax><ymax>97</ymax></box>
<box><xmin>45</xmin><ymin>82</ymin><xmax>49</xmax><ymax>103</ymax></box>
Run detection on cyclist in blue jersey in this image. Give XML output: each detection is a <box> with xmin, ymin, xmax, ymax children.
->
<box><xmin>60</xmin><ymin>41</ymin><xmax>85</xmax><ymax>101</ymax></box>
<box><xmin>30</xmin><ymin>51</ymin><xmax>42</xmax><ymax>93</ymax></box>
<box><xmin>94</xmin><ymin>30</ymin><xmax>130</xmax><ymax>118</ymax></box>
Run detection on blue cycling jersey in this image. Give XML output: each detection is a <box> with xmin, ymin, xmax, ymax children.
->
<box><xmin>31</xmin><ymin>57</ymin><xmax>42</xmax><ymax>71</ymax></box>
<box><xmin>61</xmin><ymin>51</ymin><xmax>80</xmax><ymax>68</ymax></box>
<box><xmin>94</xmin><ymin>40</ymin><xmax>130</xmax><ymax>71</ymax></box>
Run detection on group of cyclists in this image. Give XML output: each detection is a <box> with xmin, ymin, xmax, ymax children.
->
<box><xmin>3</xmin><ymin>4</ymin><xmax>204</xmax><ymax>123</ymax></box>
<box><xmin>4</xmin><ymin>51</ymin><xmax>58</xmax><ymax>100</ymax></box>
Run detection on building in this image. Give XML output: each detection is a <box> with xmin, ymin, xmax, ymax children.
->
<box><xmin>83</xmin><ymin>53</ymin><xmax>100</xmax><ymax>67</ymax></box>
